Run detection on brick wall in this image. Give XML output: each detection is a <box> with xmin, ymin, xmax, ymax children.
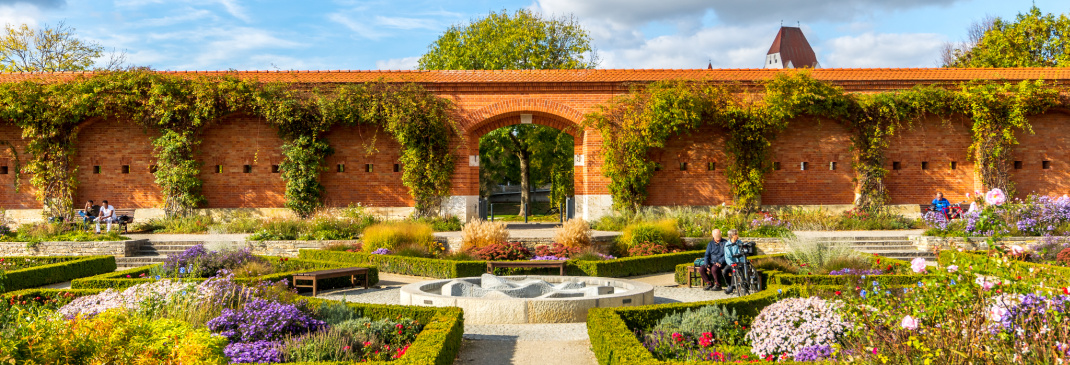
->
<box><xmin>199</xmin><ymin>114</ymin><xmax>286</xmax><ymax>208</ymax></box>
<box><xmin>763</xmin><ymin>117</ymin><xmax>856</xmax><ymax>205</ymax></box>
<box><xmin>645</xmin><ymin>125</ymin><xmax>733</xmax><ymax>205</ymax></box>
<box><xmin>0</xmin><ymin>123</ymin><xmax>38</xmax><ymax>208</ymax></box>
<box><xmin>1011</xmin><ymin>111</ymin><xmax>1070</xmax><ymax>198</ymax></box>
<box><xmin>885</xmin><ymin>116</ymin><xmax>976</xmax><ymax>204</ymax></box>
<box><xmin>321</xmin><ymin>124</ymin><xmax>412</xmax><ymax>207</ymax></box>
<box><xmin>74</xmin><ymin>118</ymin><xmax>162</xmax><ymax>209</ymax></box>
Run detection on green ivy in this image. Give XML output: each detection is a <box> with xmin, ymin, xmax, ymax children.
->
<box><xmin>587</xmin><ymin>71</ymin><xmax>1063</xmax><ymax>213</ymax></box>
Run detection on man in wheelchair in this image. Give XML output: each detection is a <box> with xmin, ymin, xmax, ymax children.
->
<box><xmin>723</xmin><ymin>229</ymin><xmax>751</xmax><ymax>295</ymax></box>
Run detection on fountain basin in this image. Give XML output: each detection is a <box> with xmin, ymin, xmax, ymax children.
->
<box><xmin>399</xmin><ymin>275</ymin><xmax>655</xmax><ymax>324</ymax></box>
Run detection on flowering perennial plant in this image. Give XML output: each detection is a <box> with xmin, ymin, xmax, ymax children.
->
<box><xmin>746</xmin><ymin>296</ymin><xmax>848</xmax><ymax>359</ymax></box>
<box><xmin>207</xmin><ymin>298</ymin><xmax>325</xmax><ymax>343</ymax></box>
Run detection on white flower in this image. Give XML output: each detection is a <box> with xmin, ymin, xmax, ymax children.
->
<box><xmin>946</xmin><ymin>265</ymin><xmax>959</xmax><ymax>273</ymax></box>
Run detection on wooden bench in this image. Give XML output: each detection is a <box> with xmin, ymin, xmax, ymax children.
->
<box><xmin>77</xmin><ymin>209</ymin><xmax>135</xmax><ymax>233</ymax></box>
<box><xmin>486</xmin><ymin>261</ymin><xmax>566</xmax><ymax>276</ymax></box>
<box><xmin>685</xmin><ymin>266</ymin><xmax>705</xmax><ymax>288</ymax></box>
<box><xmin>293</xmin><ymin>267</ymin><xmax>369</xmax><ymax>297</ymax></box>
<box><xmin>919</xmin><ymin>203</ymin><xmax>968</xmax><ymax>213</ymax></box>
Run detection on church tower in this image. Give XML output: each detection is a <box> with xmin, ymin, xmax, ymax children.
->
<box><xmin>764</xmin><ymin>26</ymin><xmax>819</xmax><ymax>69</ymax></box>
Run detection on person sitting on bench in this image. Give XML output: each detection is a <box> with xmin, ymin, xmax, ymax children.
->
<box><xmin>81</xmin><ymin>199</ymin><xmax>100</xmax><ymax>228</ymax></box>
<box><xmin>700</xmin><ymin>229</ymin><xmax>729</xmax><ymax>291</ymax></box>
<box><xmin>932</xmin><ymin>192</ymin><xmax>951</xmax><ymax>218</ymax></box>
<box><xmin>95</xmin><ymin>200</ymin><xmax>117</xmax><ymax>233</ymax></box>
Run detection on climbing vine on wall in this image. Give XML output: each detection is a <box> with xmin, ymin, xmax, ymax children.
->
<box><xmin>586</xmin><ymin>71</ymin><xmax>1064</xmax><ymax>213</ymax></box>
<box><xmin>952</xmin><ymin>80</ymin><xmax>1059</xmax><ymax>196</ymax></box>
<box><xmin>0</xmin><ymin>71</ymin><xmax>456</xmax><ymax>219</ymax></box>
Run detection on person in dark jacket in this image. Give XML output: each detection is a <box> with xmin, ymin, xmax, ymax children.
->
<box><xmin>700</xmin><ymin>229</ymin><xmax>729</xmax><ymax>291</ymax></box>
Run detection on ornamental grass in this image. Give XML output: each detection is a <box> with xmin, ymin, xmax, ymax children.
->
<box><xmin>361</xmin><ymin>222</ymin><xmax>436</xmax><ymax>255</ymax></box>
<box><xmin>460</xmin><ymin>219</ymin><xmax>509</xmax><ymax>252</ymax></box>
<box><xmin>554</xmin><ymin>218</ymin><xmax>593</xmax><ymax>250</ymax></box>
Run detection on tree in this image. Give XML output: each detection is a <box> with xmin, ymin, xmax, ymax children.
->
<box><xmin>0</xmin><ymin>21</ymin><xmax>125</xmax><ymax>72</ymax></box>
<box><xmin>421</xmin><ymin>9</ymin><xmax>595</xmax><ymax>217</ymax></box>
<box><xmin>943</xmin><ymin>6</ymin><xmax>1070</xmax><ymax>67</ymax></box>
<box><xmin>479</xmin><ymin>125</ymin><xmax>574</xmax><ymax>217</ymax></box>
<box><xmin>418</xmin><ymin>9</ymin><xmax>598</xmax><ymax>70</ymax></box>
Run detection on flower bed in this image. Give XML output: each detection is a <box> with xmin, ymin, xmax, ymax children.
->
<box><xmin>70</xmin><ymin>257</ymin><xmax>378</xmax><ymax>290</ymax></box>
<box><xmin>1</xmin><ymin>280</ymin><xmax>463</xmax><ymax>364</ymax></box>
<box><xmin>0</xmin><ymin>255</ymin><xmax>116</xmax><ymax>293</ymax></box>
<box><xmin>597</xmin><ymin>247</ymin><xmax>1070</xmax><ymax>364</ymax></box>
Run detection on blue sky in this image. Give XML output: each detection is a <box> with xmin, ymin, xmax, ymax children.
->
<box><xmin>4</xmin><ymin>0</ymin><xmax>1066</xmax><ymax>71</ymax></box>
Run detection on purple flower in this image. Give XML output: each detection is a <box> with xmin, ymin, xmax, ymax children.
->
<box><xmin>224</xmin><ymin>340</ymin><xmax>283</xmax><ymax>363</ymax></box>
<box><xmin>207</xmin><ymin>298</ymin><xmax>324</xmax><ymax>343</ymax></box>
<box><xmin>371</xmin><ymin>248</ymin><xmax>392</xmax><ymax>255</ymax></box>
<box><xmin>828</xmin><ymin>268</ymin><xmax>884</xmax><ymax>276</ymax></box>
<box><xmin>530</xmin><ymin>255</ymin><xmax>568</xmax><ymax>261</ymax></box>
<box><xmin>794</xmin><ymin>344</ymin><xmax>834</xmax><ymax>361</ymax></box>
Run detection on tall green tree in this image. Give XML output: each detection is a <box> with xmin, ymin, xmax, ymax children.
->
<box><xmin>0</xmin><ymin>21</ymin><xmax>125</xmax><ymax>72</ymax></box>
<box><xmin>418</xmin><ymin>9</ymin><xmax>598</xmax><ymax>70</ymax></box>
<box><xmin>943</xmin><ymin>6</ymin><xmax>1070</xmax><ymax>67</ymax></box>
<box><xmin>420</xmin><ymin>9</ymin><xmax>595</xmax><ymax>217</ymax></box>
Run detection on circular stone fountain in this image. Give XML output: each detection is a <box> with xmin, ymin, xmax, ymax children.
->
<box><xmin>399</xmin><ymin>274</ymin><xmax>655</xmax><ymax>324</ymax></box>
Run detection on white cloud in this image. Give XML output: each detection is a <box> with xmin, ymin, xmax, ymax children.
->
<box><xmin>599</xmin><ymin>24</ymin><xmax>777</xmax><ymax>69</ymax></box>
<box><xmin>329</xmin><ymin>13</ymin><xmax>387</xmax><ymax>40</ymax></box>
<box><xmin>191</xmin><ymin>27</ymin><xmax>303</xmax><ymax>67</ymax></box>
<box><xmin>375</xmin><ymin>15</ymin><xmax>438</xmax><ymax>30</ymax></box>
<box><xmin>375</xmin><ymin>56</ymin><xmax>419</xmax><ymax>70</ymax></box>
<box><xmin>823</xmin><ymin>32</ymin><xmax>946</xmax><ymax>68</ymax></box>
<box><xmin>534</xmin><ymin>0</ymin><xmax>962</xmax><ymax>26</ymax></box>
<box><xmin>0</xmin><ymin>3</ymin><xmax>42</xmax><ymax>27</ymax></box>
<box><xmin>0</xmin><ymin>0</ymin><xmax>63</xmax><ymax>8</ymax></box>
<box><xmin>115</xmin><ymin>0</ymin><xmax>248</xmax><ymax>22</ymax></box>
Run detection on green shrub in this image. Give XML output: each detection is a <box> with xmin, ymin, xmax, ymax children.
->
<box><xmin>784</xmin><ymin>237</ymin><xmax>857</xmax><ymax>274</ymax></box>
<box><xmin>620</xmin><ymin>220</ymin><xmax>680</xmax><ymax>248</ymax></box>
<box><xmin>362</xmin><ymin>222</ymin><xmax>436</xmax><ymax>254</ymax></box>
<box><xmin>0</xmin><ymin>223</ymin><xmax>129</xmax><ymax>243</ymax></box>
<box><xmin>301</xmin><ymin>249</ymin><xmax>485</xmax><ymax>279</ymax></box>
<box><xmin>71</xmin><ymin>258</ymin><xmax>379</xmax><ymax>290</ymax></box>
<box><xmin>280</xmin><ymin>328</ymin><xmax>361</xmax><ymax>362</ymax></box>
<box><xmin>650</xmin><ymin>305</ymin><xmax>742</xmax><ymax>345</ymax></box>
<box><xmin>409</xmin><ymin>216</ymin><xmax>462</xmax><ymax>232</ymax></box>
<box><xmin>1</xmin><ymin>255</ymin><xmax>116</xmax><ymax>293</ymax></box>
<box><xmin>133</xmin><ymin>215</ymin><xmax>214</xmax><ymax>233</ymax></box>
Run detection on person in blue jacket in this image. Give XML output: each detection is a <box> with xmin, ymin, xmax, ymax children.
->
<box><xmin>932</xmin><ymin>192</ymin><xmax>951</xmax><ymax>218</ymax></box>
<box><xmin>723</xmin><ymin>229</ymin><xmax>745</xmax><ymax>294</ymax></box>
<box><xmin>700</xmin><ymin>229</ymin><xmax>729</xmax><ymax>291</ymax></box>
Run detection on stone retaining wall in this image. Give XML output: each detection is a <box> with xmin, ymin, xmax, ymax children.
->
<box><xmin>0</xmin><ymin>239</ymin><xmax>145</xmax><ymax>257</ymax></box>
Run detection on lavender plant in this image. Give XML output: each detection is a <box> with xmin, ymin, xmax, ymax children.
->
<box><xmin>207</xmin><ymin>298</ymin><xmax>325</xmax><ymax>343</ymax></box>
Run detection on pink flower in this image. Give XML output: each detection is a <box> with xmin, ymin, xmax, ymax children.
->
<box><xmin>911</xmin><ymin>258</ymin><xmax>927</xmax><ymax>273</ymax></box>
<box><xmin>900</xmin><ymin>315</ymin><xmax>919</xmax><ymax>330</ymax></box>
<box><xmin>1010</xmin><ymin>245</ymin><xmax>1025</xmax><ymax>256</ymax></box>
<box><xmin>946</xmin><ymin>265</ymin><xmax>959</xmax><ymax>273</ymax></box>
<box><xmin>985</xmin><ymin>188</ymin><xmax>1006</xmax><ymax>206</ymax></box>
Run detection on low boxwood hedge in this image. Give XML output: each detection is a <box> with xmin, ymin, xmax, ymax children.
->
<box><xmin>673</xmin><ymin>254</ymin><xmax>920</xmax><ymax>286</ymax></box>
<box><xmin>2</xmin><ymin>288</ymin><xmax>463</xmax><ymax>365</ymax></box>
<box><xmin>301</xmin><ymin>249</ymin><xmax>485</xmax><ymax>278</ymax></box>
<box><xmin>0</xmin><ymin>255</ymin><xmax>116</xmax><ymax>293</ymax></box>
<box><xmin>71</xmin><ymin>257</ymin><xmax>379</xmax><ymax>290</ymax></box>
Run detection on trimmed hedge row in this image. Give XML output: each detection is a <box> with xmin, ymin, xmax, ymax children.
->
<box><xmin>3</xmin><ymin>288</ymin><xmax>463</xmax><ymax>365</ymax></box>
<box><xmin>71</xmin><ymin>258</ymin><xmax>379</xmax><ymax>290</ymax></box>
<box><xmin>300</xmin><ymin>249</ymin><xmax>484</xmax><ymax>278</ymax></box>
<box><xmin>939</xmin><ymin>249</ymin><xmax>1070</xmax><ymax>287</ymax></box>
<box><xmin>1</xmin><ymin>255</ymin><xmax>116</xmax><ymax>293</ymax></box>
<box><xmin>302</xmin><ymin>249</ymin><xmax>705</xmax><ymax>279</ymax></box>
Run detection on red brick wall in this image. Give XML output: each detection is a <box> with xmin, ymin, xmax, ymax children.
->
<box><xmin>763</xmin><ymin>117</ymin><xmax>856</xmax><ymax>205</ymax></box>
<box><xmin>74</xmin><ymin>118</ymin><xmax>162</xmax><ymax>209</ymax></box>
<box><xmin>1011</xmin><ymin>111</ymin><xmax>1070</xmax><ymax>198</ymax></box>
<box><xmin>645</xmin><ymin>125</ymin><xmax>733</xmax><ymax>205</ymax></box>
<box><xmin>885</xmin><ymin>116</ymin><xmax>976</xmax><ymax>204</ymax></box>
<box><xmin>0</xmin><ymin>123</ymin><xmax>38</xmax><ymax>208</ymax></box>
<box><xmin>321</xmin><ymin>124</ymin><xmax>412</xmax><ymax>207</ymax></box>
<box><xmin>199</xmin><ymin>115</ymin><xmax>286</xmax><ymax>208</ymax></box>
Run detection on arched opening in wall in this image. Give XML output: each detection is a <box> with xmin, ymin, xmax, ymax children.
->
<box><xmin>475</xmin><ymin>113</ymin><xmax>577</xmax><ymax>222</ymax></box>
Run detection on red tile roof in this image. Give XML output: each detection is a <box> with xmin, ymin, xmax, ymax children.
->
<box><xmin>767</xmin><ymin>27</ymin><xmax>819</xmax><ymax>69</ymax></box>
<box><xmin>0</xmin><ymin>68</ymin><xmax>1067</xmax><ymax>84</ymax></box>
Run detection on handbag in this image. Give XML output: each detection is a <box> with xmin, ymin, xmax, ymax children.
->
<box><xmin>694</xmin><ymin>258</ymin><xmax>705</xmax><ymax>266</ymax></box>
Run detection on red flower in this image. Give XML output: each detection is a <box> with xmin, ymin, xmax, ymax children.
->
<box><xmin>1063</xmin><ymin>287</ymin><xmax>1069</xmax><ymax>295</ymax></box>
<box><xmin>876</xmin><ymin>259</ymin><xmax>881</xmax><ymax>264</ymax></box>
<box><xmin>397</xmin><ymin>330</ymin><xmax>402</xmax><ymax>334</ymax></box>
<box><xmin>125</xmin><ymin>275</ymin><xmax>131</xmax><ymax>278</ymax></box>
<box><xmin>855</xmin><ymin>286</ymin><xmax>861</xmax><ymax>291</ymax></box>
<box><xmin>834</xmin><ymin>291</ymin><xmax>841</xmax><ymax>296</ymax></box>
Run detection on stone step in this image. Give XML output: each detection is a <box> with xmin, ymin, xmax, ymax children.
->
<box><xmin>808</xmin><ymin>236</ymin><xmax>911</xmax><ymax>241</ymax></box>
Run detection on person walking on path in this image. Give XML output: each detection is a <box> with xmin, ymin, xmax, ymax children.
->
<box><xmin>700</xmin><ymin>229</ymin><xmax>729</xmax><ymax>291</ymax></box>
